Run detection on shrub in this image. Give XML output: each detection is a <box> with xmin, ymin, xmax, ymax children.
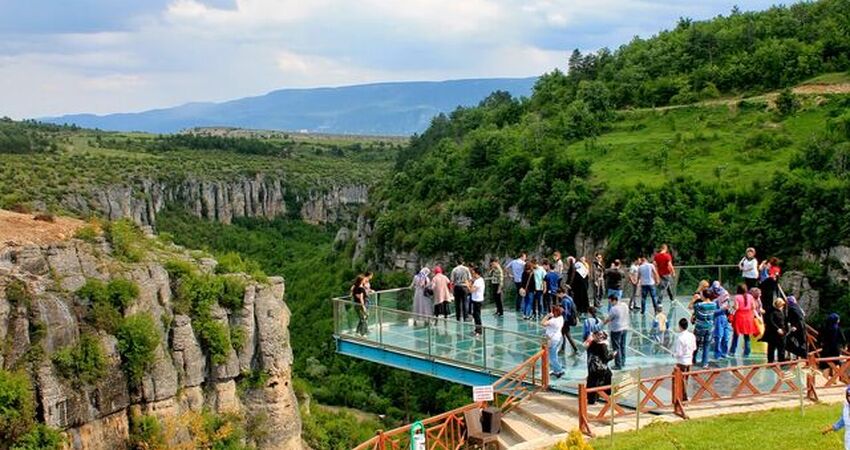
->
<box><xmin>107</xmin><ymin>278</ymin><xmax>139</xmax><ymax>311</ymax></box>
<box><xmin>89</xmin><ymin>301</ymin><xmax>123</xmax><ymax>334</ymax></box>
<box><xmin>176</xmin><ymin>273</ymin><xmax>224</xmax><ymax>317</ymax></box>
<box><xmin>10</xmin><ymin>423</ymin><xmax>64</xmax><ymax>450</ymax></box>
<box><xmin>129</xmin><ymin>414</ymin><xmax>166</xmax><ymax>450</ymax></box>
<box><xmin>116</xmin><ymin>314</ymin><xmax>160</xmax><ymax>386</ymax></box>
<box><xmin>776</xmin><ymin>88</ymin><xmax>800</xmax><ymax>116</ymax></box>
<box><xmin>215</xmin><ymin>252</ymin><xmax>268</xmax><ymax>282</ymax></box>
<box><xmin>106</xmin><ymin>219</ymin><xmax>145</xmax><ymax>262</ymax></box>
<box><xmin>73</xmin><ymin>225</ymin><xmax>99</xmax><ymax>243</ymax></box>
<box><xmin>230</xmin><ymin>326</ymin><xmax>247</xmax><ymax>350</ymax></box>
<box><xmin>220</xmin><ymin>276</ymin><xmax>246</xmax><ymax>311</ymax></box>
<box><xmin>5</xmin><ymin>279</ymin><xmax>31</xmax><ymax>308</ymax></box>
<box><xmin>77</xmin><ymin>279</ymin><xmax>108</xmax><ymax>305</ymax></box>
<box><xmin>195</xmin><ymin>320</ymin><xmax>231</xmax><ymax>365</ymax></box>
<box><xmin>164</xmin><ymin>259</ymin><xmax>195</xmax><ymax>281</ymax></box>
<box><xmin>551</xmin><ymin>430</ymin><xmax>592</xmax><ymax>450</ymax></box>
<box><xmin>237</xmin><ymin>370</ymin><xmax>269</xmax><ymax>396</ymax></box>
<box><xmin>51</xmin><ymin>334</ymin><xmax>108</xmax><ymax>386</ymax></box>
<box><xmin>0</xmin><ymin>370</ymin><xmax>36</xmax><ymax>444</ymax></box>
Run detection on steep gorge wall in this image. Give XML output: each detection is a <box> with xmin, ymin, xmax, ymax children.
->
<box><xmin>0</xmin><ymin>237</ymin><xmax>301</xmax><ymax>449</ymax></box>
<box><xmin>59</xmin><ymin>175</ymin><xmax>368</xmax><ymax>226</ymax></box>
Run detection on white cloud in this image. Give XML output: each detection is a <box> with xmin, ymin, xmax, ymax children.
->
<box><xmin>0</xmin><ymin>0</ymin><xmax>781</xmax><ymax>118</ymax></box>
<box><xmin>166</xmin><ymin>0</ymin><xmax>327</xmax><ymax>27</ymax></box>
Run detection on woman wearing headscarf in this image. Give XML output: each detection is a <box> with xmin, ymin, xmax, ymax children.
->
<box><xmin>570</xmin><ymin>256</ymin><xmax>590</xmax><ymax>314</ymax></box>
<box><xmin>820</xmin><ymin>313</ymin><xmax>846</xmax><ymax>370</ymax></box>
<box><xmin>785</xmin><ymin>295</ymin><xmax>807</xmax><ymax>358</ymax></box>
<box><xmin>584</xmin><ymin>329</ymin><xmax>614</xmax><ymax>405</ymax></box>
<box><xmin>411</xmin><ymin>267</ymin><xmax>432</xmax><ymax>323</ymax></box>
<box><xmin>430</xmin><ymin>266</ymin><xmax>451</xmax><ymax>319</ymax></box>
<box><xmin>821</xmin><ymin>385</ymin><xmax>850</xmax><ymax>449</ymax></box>
<box><xmin>765</xmin><ymin>297</ymin><xmax>789</xmax><ymax>363</ymax></box>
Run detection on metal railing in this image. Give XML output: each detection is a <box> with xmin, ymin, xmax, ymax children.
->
<box><xmin>333</xmin><ymin>296</ymin><xmax>544</xmax><ymax>375</ymax></box>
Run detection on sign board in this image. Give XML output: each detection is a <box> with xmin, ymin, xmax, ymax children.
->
<box><xmin>412</xmin><ymin>434</ymin><xmax>426</xmax><ymax>450</ymax></box>
<box><xmin>473</xmin><ymin>385</ymin><xmax>495</xmax><ymax>402</ymax></box>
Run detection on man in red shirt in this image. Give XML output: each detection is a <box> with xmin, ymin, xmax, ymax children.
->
<box><xmin>653</xmin><ymin>244</ymin><xmax>676</xmax><ymax>305</ymax></box>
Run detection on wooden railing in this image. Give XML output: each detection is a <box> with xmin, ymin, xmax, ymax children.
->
<box><xmin>578</xmin><ymin>355</ymin><xmax>849</xmax><ymax>437</ymax></box>
<box><xmin>353</xmin><ymin>344</ymin><xmax>549</xmax><ymax>450</ymax></box>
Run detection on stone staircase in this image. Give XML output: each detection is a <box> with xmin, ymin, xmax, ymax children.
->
<box><xmin>497</xmin><ymin>392</ymin><xmax>582</xmax><ymax>449</ymax></box>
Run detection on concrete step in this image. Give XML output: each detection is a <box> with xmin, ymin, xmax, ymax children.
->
<box><xmin>533</xmin><ymin>391</ymin><xmax>581</xmax><ymax>415</ymax></box>
<box><xmin>497</xmin><ymin>427</ymin><xmax>523</xmax><ymax>450</ymax></box>
<box><xmin>514</xmin><ymin>400</ymin><xmax>578</xmax><ymax>434</ymax></box>
<box><xmin>500</xmin><ymin>414</ymin><xmax>549</xmax><ymax>443</ymax></box>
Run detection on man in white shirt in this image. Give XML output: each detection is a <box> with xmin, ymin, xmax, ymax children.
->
<box><xmin>469</xmin><ymin>266</ymin><xmax>486</xmax><ymax>337</ymax></box>
<box><xmin>673</xmin><ymin>318</ymin><xmax>697</xmax><ymax>401</ymax></box>
<box><xmin>638</xmin><ymin>256</ymin><xmax>660</xmax><ymax>314</ymax></box>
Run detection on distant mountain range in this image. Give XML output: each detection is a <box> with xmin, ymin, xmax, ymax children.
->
<box><xmin>42</xmin><ymin>78</ymin><xmax>537</xmax><ymax>136</ymax></box>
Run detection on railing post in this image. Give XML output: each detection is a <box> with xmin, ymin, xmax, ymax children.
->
<box><xmin>482</xmin><ymin>327</ymin><xmax>487</xmax><ymax>371</ymax></box>
<box><xmin>377</xmin><ymin>305</ymin><xmax>383</xmax><ymax>346</ymax></box>
<box><xmin>541</xmin><ymin>342</ymin><xmax>550</xmax><ymax>388</ymax></box>
<box><xmin>427</xmin><ymin>317</ymin><xmax>432</xmax><ymax>359</ymax></box>
<box><xmin>578</xmin><ymin>384</ymin><xmax>593</xmax><ymax>437</ymax></box>
<box><xmin>673</xmin><ymin>366</ymin><xmax>687</xmax><ymax>419</ymax></box>
<box><xmin>807</xmin><ymin>355</ymin><xmax>820</xmax><ymax>402</ymax></box>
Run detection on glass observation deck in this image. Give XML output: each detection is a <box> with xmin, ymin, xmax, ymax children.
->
<box><xmin>333</xmin><ymin>265</ymin><xmax>768</xmax><ymax>393</ymax></box>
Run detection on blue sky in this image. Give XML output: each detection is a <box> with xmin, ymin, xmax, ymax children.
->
<box><xmin>0</xmin><ymin>0</ymin><xmax>779</xmax><ymax>118</ymax></box>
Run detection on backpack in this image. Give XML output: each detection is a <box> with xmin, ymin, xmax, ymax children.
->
<box><xmin>563</xmin><ymin>297</ymin><xmax>578</xmax><ymax>326</ymax></box>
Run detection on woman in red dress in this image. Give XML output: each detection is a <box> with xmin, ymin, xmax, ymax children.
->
<box><xmin>730</xmin><ymin>284</ymin><xmax>758</xmax><ymax>357</ymax></box>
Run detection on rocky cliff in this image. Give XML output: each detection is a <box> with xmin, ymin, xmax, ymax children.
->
<box><xmin>59</xmin><ymin>175</ymin><xmax>368</xmax><ymax>226</ymax></box>
<box><xmin>0</xmin><ymin>216</ymin><xmax>301</xmax><ymax>449</ymax></box>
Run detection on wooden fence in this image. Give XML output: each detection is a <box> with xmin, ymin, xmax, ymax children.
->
<box><xmin>353</xmin><ymin>344</ymin><xmax>549</xmax><ymax>450</ymax></box>
<box><xmin>578</xmin><ymin>355</ymin><xmax>850</xmax><ymax>436</ymax></box>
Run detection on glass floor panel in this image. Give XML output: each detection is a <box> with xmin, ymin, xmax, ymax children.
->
<box><xmin>336</xmin><ymin>295</ymin><xmax>771</xmax><ymax>396</ymax></box>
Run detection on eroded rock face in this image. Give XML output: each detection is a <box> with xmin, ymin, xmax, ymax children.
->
<box><xmin>782</xmin><ymin>270</ymin><xmax>820</xmax><ymax>314</ymax></box>
<box><xmin>0</xmin><ymin>239</ymin><xmax>301</xmax><ymax>450</ymax></box>
<box><xmin>60</xmin><ymin>176</ymin><xmax>367</xmax><ymax>226</ymax></box>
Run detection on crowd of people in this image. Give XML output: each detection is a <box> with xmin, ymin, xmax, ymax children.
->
<box><xmin>348</xmin><ymin>245</ymin><xmax>846</xmax><ymax>391</ymax></box>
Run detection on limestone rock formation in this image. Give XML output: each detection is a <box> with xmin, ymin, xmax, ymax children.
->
<box><xmin>60</xmin><ymin>175</ymin><xmax>368</xmax><ymax>227</ymax></box>
<box><xmin>0</xmin><ymin>236</ymin><xmax>301</xmax><ymax>449</ymax></box>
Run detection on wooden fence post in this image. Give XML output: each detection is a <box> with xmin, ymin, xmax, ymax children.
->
<box><xmin>672</xmin><ymin>366</ymin><xmax>687</xmax><ymax>419</ymax></box>
<box><xmin>541</xmin><ymin>342</ymin><xmax>550</xmax><ymax>388</ymax></box>
<box><xmin>578</xmin><ymin>384</ymin><xmax>594</xmax><ymax>437</ymax></box>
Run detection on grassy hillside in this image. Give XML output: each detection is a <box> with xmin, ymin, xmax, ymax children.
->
<box><xmin>568</xmin><ymin>96</ymin><xmax>837</xmax><ymax>189</ymax></box>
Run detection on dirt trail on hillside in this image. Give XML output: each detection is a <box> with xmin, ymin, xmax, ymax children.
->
<box><xmin>633</xmin><ymin>82</ymin><xmax>850</xmax><ymax>113</ymax></box>
<box><xmin>0</xmin><ymin>209</ymin><xmax>86</xmax><ymax>247</ymax></box>
<box><xmin>793</xmin><ymin>83</ymin><xmax>850</xmax><ymax>95</ymax></box>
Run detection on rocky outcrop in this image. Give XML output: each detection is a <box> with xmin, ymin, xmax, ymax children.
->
<box><xmin>0</xmin><ymin>237</ymin><xmax>301</xmax><ymax>449</ymax></box>
<box><xmin>60</xmin><ymin>175</ymin><xmax>367</xmax><ymax>226</ymax></box>
<box><xmin>781</xmin><ymin>270</ymin><xmax>820</xmax><ymax>314</ymax></box>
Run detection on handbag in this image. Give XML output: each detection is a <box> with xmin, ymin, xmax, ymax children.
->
<box><xmin>754</xmin><ymin>315</ymin><xmax>765</xmax><ymax>340</ymax></box>
<box><xmin>519</xmin><ymin>288</ymin><xmax>527</xmax><ymax>297</ymax></box>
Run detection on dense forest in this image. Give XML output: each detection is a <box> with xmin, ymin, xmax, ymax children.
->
<box><xmin>550</xmin><ymin>0</ymin><xmax>849</xmax><ymax>108</ymax></box>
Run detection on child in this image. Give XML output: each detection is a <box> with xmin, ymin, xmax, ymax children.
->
<box><xmin>582</xmin><ymin>306</ymin><xmax>601</xmax><ymax>341</ymax></box>
<box><xmin>822</xmin><ymin>385</ymin><xmax>850</xmax><ymax>448</ymax></box>
<box><xmin>651</xmin><ymin>305</ymin><xmax>668</xmax><ymax>350</ymax></box>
